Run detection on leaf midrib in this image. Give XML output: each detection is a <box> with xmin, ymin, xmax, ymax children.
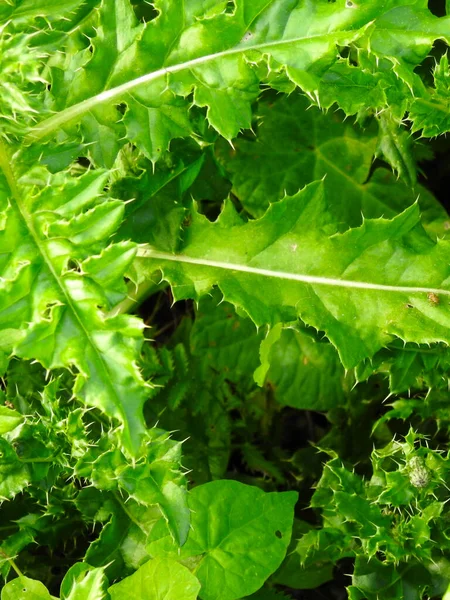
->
<box><xmin>0</xmin><ymin>142</ymin><xmax>130</xmax><ymax>436</ymax></box>
<box><xmin>138</xmin><ymin>247</ymin><xmax>450</xmax><ymax>298</ymax></box>
<box><xmin>26</xmin><ymin>27</ymin><xmax>364</xmax><ymax>143</ymax></box>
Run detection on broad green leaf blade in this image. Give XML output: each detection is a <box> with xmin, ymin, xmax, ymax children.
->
<box><xmin>0</xmin><ymin>147</ymin><xmax>148</xmax><ymax>456</ymax></box>
<box><xmin>0</xmin><ymin>405</ymin><xmax>23</xmax><ymax>433</ymax></box>
<box><xmin>139</xmin><ymin>181</ymin><xmax>450</xmax><ymax>368</ymax></box>
<box><xmin>1</xmin><ymin>577</ymin><xmax>57</xmax><ymax>600</ymax></box>
<box><xmin>147</xmin><ymin>480</ymin><xmax>297</xmax><ymax>600</ymax></box>
<box><xmin>108</xmin><ymin>557</ymin><xmax>200</xmax><ymax>600</ymax></box>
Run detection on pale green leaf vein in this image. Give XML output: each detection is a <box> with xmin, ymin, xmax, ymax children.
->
<box><xmin>139</xmin><ymin>247</ymin><xmax>450</xmax><ymax>297</ymax></box>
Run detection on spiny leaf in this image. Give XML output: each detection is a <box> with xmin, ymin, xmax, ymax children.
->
<box><xmin>26</xmin><ymin>0</ymin><xmax>450</xmax><ymax>161</ymax></box>
<box><xmin>21</xmin><ymin>2</ymin><xmax>389</xmax><ymax>153</ymax></box>
<box><xmin>60</xmin><ymin>563</ymin><xmax>108</xmax><ymax>600</ymax></box>
<box><xmin>139</xmin><ymin>180</ymin><xmax>450</xmax><ymax>368</ymax></box>
<box><xmin>0</xmin><ymin>146</ymin><xmax>148</xmax><ymax>456</ymax></box>
<box><xmin>75</xmin><ymin>430</ymin><xmax>190</xmax><ymax>546</ymax></box>
<box><xmin>216</xmin><ymin>92</ymin><xmax>444</xmax><ymax>220</ymax></box>
<box><xmin>409</xmin><ymin>54</ymin><xmax>450</xmax><ymax>137</ymax></box>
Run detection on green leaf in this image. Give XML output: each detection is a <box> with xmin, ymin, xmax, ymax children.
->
<box><xmin>257</xmin><ymin>325</ymin><xmax>350</xmax><ymax>411</ymax></box>
<box><xmin>410</xmin><ymin>54</ymin><xmax>450</xmax><ymax>137</ymax></box>
<box><xmin>217</xmin><ymin>92</ymin><xmax>443</xmax><ymax>220</ymax></box>
<box><xmin>349</xmin><ymin>557</ymin><xmax>431</xmax><ymax>600</ymax></box>
<box><xmin>28</xmin><ymin>1</ymin><xmax>402</xmax><ymax>152</ymax></box>
<box><xmin>147</xmin><ymin>480</ymin><xmax>297</xmax><ymax>600</ymax></box>
<box><xmin>0</xmin><ymin>405</ymin><xmax>23</xmax><ymax>434</ymax></box>
<box><xmin>0</xmin><ymin>438</ymin><xmax>30</xmax><ymax>500</ymax></box>
<box><xmin>273</xmin><ymin>520</ymin><xmax>334</xmax><ymax>589</ymax></box>
<box><xmin>0</xmin><ymin>150</ymin><xmax>148</xmax><ymax>456</ymax></box>
<box><xmin>376</xmin><ymin>111</ymin><xmax>416</xmax><ymax>187</ymax></box>
<box><xmin>140</xmin><ymin>181</ymin><xmax>450</xmax><ymax>368</ymax></box>
<box><xmin>1</xmin><ymin>577</ymin><xmax>57</xmax><ymax>600</ymax></box>
<box><xmin>60</xmin><ymin>563</ymin><xmax>108</xmax><ymax>600</ymax></box>
<box><xmin>0</xmin><ymin>0</ymin><xmax>87</xmax><ymax>26</ymax></box>
<box><xmin>113</xmin><ymin>151</ymin><xmax>198</xmax><ymax>247</ymax></box>
<box><xmin>274</xmin><ymin>560</ymin><xmax>334</xmax><ymax>590</ymax></box>
<box><xmin>76</xmin><ymin>430</ymin><xmax>190</xmax><ymax>546</ymax></box>
<box><xmin>0</xmin><ymin>529</ymin><xmax>35</xmax><ymax>579</ymax></box>
<box><xmin>108</xmin><ymin>557</ymin><xmax>200</xmax><ymax>600</ymax></box>
<box><xmin>217</xmin><ymin>92</ymin><xmax>378</xmax><ymax>219</ymax></box>
<box><xmin>191</xmin><ymin>295</ymin><xmax>264</xmax><ymax>383</ymax></box>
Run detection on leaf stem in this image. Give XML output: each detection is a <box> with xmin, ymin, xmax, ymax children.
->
<box><xmin>0</xmin><ymin>549</ymin><xmax>24</xmax><ymax>578</ymax></box>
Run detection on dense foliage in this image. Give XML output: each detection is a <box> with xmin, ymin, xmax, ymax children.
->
<box><xmin>1</xmin><ymin>0</ymin><xmax>450</xmax><ymax>598</ymax></box>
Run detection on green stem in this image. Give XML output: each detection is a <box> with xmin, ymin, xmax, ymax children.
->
<box><xmin>0</xmin><ymin>549</ymin><xmax>24</xmax><ymax>578</ymax></box>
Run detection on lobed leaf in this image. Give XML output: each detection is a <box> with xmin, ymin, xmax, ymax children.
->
<box><xmin>140</xmin><ymin>180</ymin><xmax>450</xmax><ymax>368</ymax></box>
<box><xmin>0</xmin><ymin>147</ymin><xmax>148</xmax><ymax>456</ymax></box>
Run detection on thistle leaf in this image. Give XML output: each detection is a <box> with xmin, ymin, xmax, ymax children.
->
<box><xmin>140</xmin><ymin>181</ymin><xmax>450</xmax><ymax>368</ymax></box>
<box><xmin>26</xmin><ymin>0</ymin><xmax>450</xmax><ymax>161</ymax></box>
<box><xmin>0</xmin><ymin>146</ymin><xmax>148</xmax><ymax>456</ymax></box>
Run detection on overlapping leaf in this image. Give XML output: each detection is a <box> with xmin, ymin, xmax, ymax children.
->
<box><xmin>410</xmin><ymin>54</ymin><xmax>450</xmax><ymax>137</ymax></box>
<box><xmin>217</xmin><ymin>92</ymin><xmax>446</xmax><ymax>222</ymax></box>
